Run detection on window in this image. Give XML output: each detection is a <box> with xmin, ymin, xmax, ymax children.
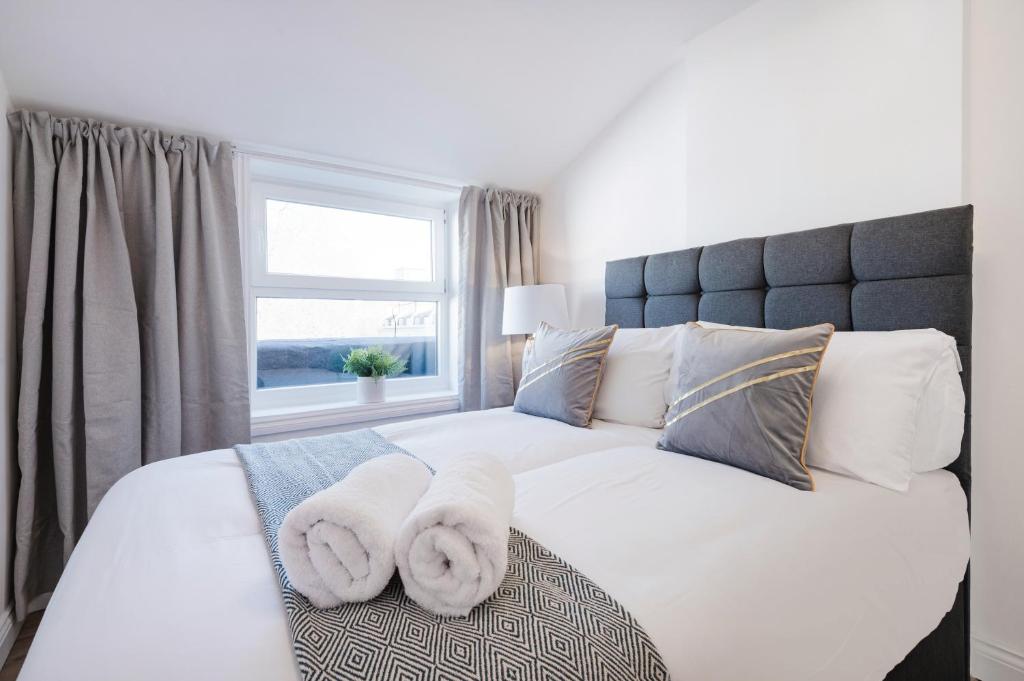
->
<box><xmin>264</xmin><ymin>199</ymin><xmax>434</xmax><ymax>281</ymax></box>
<box><xmin>242</xmin><ymin>159</ymin><xmax>459</xmax><ymax>421</ymax></box>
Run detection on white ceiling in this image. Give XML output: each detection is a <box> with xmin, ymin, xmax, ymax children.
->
<box><xmin>0</xmin><ymin>0</ymin><xmax>754</xmax><ymax>190</ymax></box>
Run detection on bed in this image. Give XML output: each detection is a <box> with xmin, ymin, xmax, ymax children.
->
<box><xmin>19</xmin><ymin>205</ymin><xmax>973</xmax><ymax>680</ymax></box>
<box><xmin>603</xmin><ymin>204</ymin><xmax>973</xmax><ymax>680</ymax></box>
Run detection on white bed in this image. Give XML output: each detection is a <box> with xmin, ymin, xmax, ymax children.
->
<box><xmin>19</xmin><ymin>409</ymin><xmax>968</xmax><ymax>681</ymax></box>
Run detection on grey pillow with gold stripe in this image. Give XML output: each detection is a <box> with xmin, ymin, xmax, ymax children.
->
<box><xmin>658</xmin><ymin>322</ymin><xmax>834</xmax><ymax>490</ymax></box>
<box><xmin>513</xmin><ymin>322</ymin><xmax>618</xmax><ymax>427</ymax></box>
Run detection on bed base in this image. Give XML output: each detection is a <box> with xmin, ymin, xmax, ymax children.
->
<box><xmin>886</xmin><ymin>578</ymin><xmax>968</xmax><ymax>680</ymax></box>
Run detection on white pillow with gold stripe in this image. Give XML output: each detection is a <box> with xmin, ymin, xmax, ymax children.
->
<box><xmin>659</xmin><ymin>322</ymin><xmax>835</xmax><ymax>491</ymax></box>
<box><xmin>513</xmin><ymin>322</ymin><xmax>618</xmax><ymax>427</ymax></box>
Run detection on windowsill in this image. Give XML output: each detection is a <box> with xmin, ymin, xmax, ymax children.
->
<box><xmin>251</xmin><ymin>391</ymin><xmax>460</xmax><ymax>437</ymax></box>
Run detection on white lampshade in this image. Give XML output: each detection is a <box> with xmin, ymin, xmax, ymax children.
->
<box><xmin>501</xmin><ymin>284</ymin><xmax>569</xmax><ymax>335</ymax></box>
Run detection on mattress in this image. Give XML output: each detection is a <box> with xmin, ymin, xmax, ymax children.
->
<box><xmin>19</xmin><ymin>410</ymin><xmax>969</xmax><ymax>681</ymax></box>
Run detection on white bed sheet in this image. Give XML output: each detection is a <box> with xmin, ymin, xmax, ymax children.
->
<box><xmin>19</xmin><ymin>413</ymin><xmax>968</xmax><ymax>681</ymax></box>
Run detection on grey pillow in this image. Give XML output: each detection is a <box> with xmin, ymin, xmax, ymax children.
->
<box><xmin>513</xmin><ymin>322</ymin><xmax>618</xmax><ymax>427</ymax></box>
<box><xmin>658</xmin><ymin>322</ymin><xmax>834</xmax><ymax>490</ymax></box>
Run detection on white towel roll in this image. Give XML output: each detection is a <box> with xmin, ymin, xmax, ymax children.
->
<box><xmin>395</xmin><ymin>455</ymin><xmax>515</xmax><ymax>616</ymax></box>
<box><xmin>279</xmin><ymin>453</ymin><xmax>432</xmax><ymax>608</ymax></box>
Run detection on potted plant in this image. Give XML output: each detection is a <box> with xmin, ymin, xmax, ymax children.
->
<box><xmin>341</xmin><ymin>346</ymin><xmax>407</xmax><ymax>404</ymax></box>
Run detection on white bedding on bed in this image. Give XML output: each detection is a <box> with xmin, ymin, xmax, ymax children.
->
<box><xmin>513</xmin><ymin>447</ymin><xmax>969</xmax><ymax>681</ymax></box>
<box><xmin>374</xmin><ymin>406</ymin><xmax>663</xmax><ymax>472</ymax></box>
<box><xmin>18</xmin><ymin>409</ymin><xmax>968</xmax><ymax>681</ymax></box>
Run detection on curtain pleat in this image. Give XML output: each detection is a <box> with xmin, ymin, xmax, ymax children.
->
<box><xmin>458</xmin><ymin>186</ymin><xmax>540</xmax><ymax>410</ymax></box>
<box><xmin>7</xmin><ymin>111</ymin><xmax>251</xmax><ymax>618</ymax></box>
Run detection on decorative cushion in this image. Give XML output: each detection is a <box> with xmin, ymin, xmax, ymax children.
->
<box><xmin>659</xmin><ymin>322</ymin><xmax>834</xmax><ymax>490</ymax></box>
<box><xmin>514</xmin><ymin>322</ymin><xmax>618</xmax><ymax>427</ymax></box>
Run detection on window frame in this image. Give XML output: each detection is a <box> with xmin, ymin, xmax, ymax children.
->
<box><xmin>244</xmin><ymin>175</ymin><xmax>455</xmax><ymax>418</ymax></box>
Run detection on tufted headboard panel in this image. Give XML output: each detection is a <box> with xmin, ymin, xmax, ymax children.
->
<box><xmin>605</xmin><ymin>205</ymin><xmax>973</xmax><ymax>494</ymax></box>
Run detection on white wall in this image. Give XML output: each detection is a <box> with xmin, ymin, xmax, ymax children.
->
<box><xmin>685</xmin><ymin>0</ymin><xmax>963</xmax><ymax>244</ymax></box>
<box><xmin>541</xmin><ymin>62</ymin><xmax>687</xmax><ymax>326</ymax></box>
<box><xmin>540</xmin><ymin>0</ymin><xmax>1024</xmax><ymax>678</ymax></box>
<box><xmin>0</xmin><ymin>65</ymin><xmax>17</xmax><ymax>647</ymax></box>
<box><xmin>965</xmin><ymin>1</ymin><xmax>1024</xmax><ymax>678</ymax></box>
<box><xmin>542</xmin><ymin>0</ymin><xmax>963</xmax><ymax>327</ymax></box>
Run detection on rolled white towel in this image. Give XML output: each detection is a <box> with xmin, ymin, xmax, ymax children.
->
<box><xmin>279</xmin><ymin>453</ymin><xmax>432</xmax><ymax>608</ymax></box>
<box><xmin>395</xmin><ymin>455</ymin><xmax>515</xmax><ymax>616</ymax></box>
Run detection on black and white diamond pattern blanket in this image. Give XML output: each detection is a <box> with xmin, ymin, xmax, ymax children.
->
<box><xmin>236</xmin><ymin>429</ymin><xmax>670</xmax><ymax>681</ymax></box>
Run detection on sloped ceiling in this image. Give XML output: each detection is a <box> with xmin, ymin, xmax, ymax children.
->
<box><xmin>0</xmin><ymin>0</ymin><xmax>754</xmax><ymax>189</ymax></box>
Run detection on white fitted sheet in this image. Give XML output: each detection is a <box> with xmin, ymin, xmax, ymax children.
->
<box><xmin>19</xmin><ymin>411</ymin><xmax>968</xmax><ymax>681</ymax></box>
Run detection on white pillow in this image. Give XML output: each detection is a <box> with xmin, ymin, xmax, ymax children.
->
<box><xmin>593</xmin><ymin>326</ymin><xmax>681</xmax><ymax>428</ymax></box>
<box><xmin>909</xmin><ymin>341</ymin><xmax>965</xmax><ymax>473</ymax></box>
<box><xmin>694</xmin><ymin>322</ymin><xmax>964</xmax><ymax>490</ymax></box>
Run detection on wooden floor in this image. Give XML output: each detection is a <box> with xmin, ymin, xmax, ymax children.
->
<box><xmin>0</xmin><ymin>611</ymin><xmax>42</xmax><ymax>681</ymax></box>
<box><xmin>0</xmin><ymin>615</ymin><xmax>987</xmax><ymax>681</ymax></box>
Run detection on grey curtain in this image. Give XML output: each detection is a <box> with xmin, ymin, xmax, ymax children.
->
<box><xmin>458</xmin><ymin>186</ymin><xmax>539</xmax><ymax>410</ymax></box>
<box><xmin>8</xmin><ymin>111</ymin><xmax>251</xmax><ymax>617</ymax></box>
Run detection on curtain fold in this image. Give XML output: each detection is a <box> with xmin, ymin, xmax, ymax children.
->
<box><xmin>458</xmin><ymin>186</ymin><xmax>540</xmax><ymax>411</ymax></box>
<box><xmin>8</xmin><ymin>111</ymin><xmax>251</xmax><ymax>618</ymax></box>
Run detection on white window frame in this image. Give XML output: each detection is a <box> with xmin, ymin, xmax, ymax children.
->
<box><xmin>242</xmin><ymin>168</ymin><xmax>457</xmax><ymax>422</ymax></box>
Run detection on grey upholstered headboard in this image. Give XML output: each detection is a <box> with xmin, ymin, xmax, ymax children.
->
<box><xmin>604</xmin><ymin>205</ymin><xmax>973</xmax><ymax>495</ymax></box>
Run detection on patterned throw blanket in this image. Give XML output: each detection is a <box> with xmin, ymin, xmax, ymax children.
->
<box><xmin>236</xmin><ymin>430</ymin><xmax>669</xmax><ymax>681</ymax></box>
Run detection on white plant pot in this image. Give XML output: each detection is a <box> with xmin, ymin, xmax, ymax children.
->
<box><xmin>355</xmin><ymin>376</ymin><xmax>386</xmax><ymax>404</ymax></box>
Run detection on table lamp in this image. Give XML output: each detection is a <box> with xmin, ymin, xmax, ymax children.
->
<box><xmin>501</xmin><ymin>284</ymin><xmax>569</xmax><ymax>337</ymax></box>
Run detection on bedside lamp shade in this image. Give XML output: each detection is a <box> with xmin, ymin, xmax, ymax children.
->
<box><xmin>501</xmin><ymin>284</ymin><xmax>569</xmax><ymax>335</ymax></box>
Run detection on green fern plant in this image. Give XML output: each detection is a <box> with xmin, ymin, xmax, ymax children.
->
<box><xmin>339</xmin><ymin>346</ymin><xmax>407</xmax><ymax>379</ymax></box>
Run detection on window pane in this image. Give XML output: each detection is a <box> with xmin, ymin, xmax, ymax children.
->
<box><xmin>256</xmin><ymin>298</ymin><xmax>438</xmax><ymax>390</ymax></box>
<box><xmin>265</xmin><ymin>199</ymin><xmax>433</xmax><ymax>281</ymax></box>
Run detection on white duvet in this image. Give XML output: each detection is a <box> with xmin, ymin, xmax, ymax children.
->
<box><xmin>373</xmin><ymin>406</ymin><xmax>663</xmax><ymax>471</ymax></box>
<box><xmin>19</xmin><ymin>409</ymin><xmax>969</xmax><ymax>681</ymax></box>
